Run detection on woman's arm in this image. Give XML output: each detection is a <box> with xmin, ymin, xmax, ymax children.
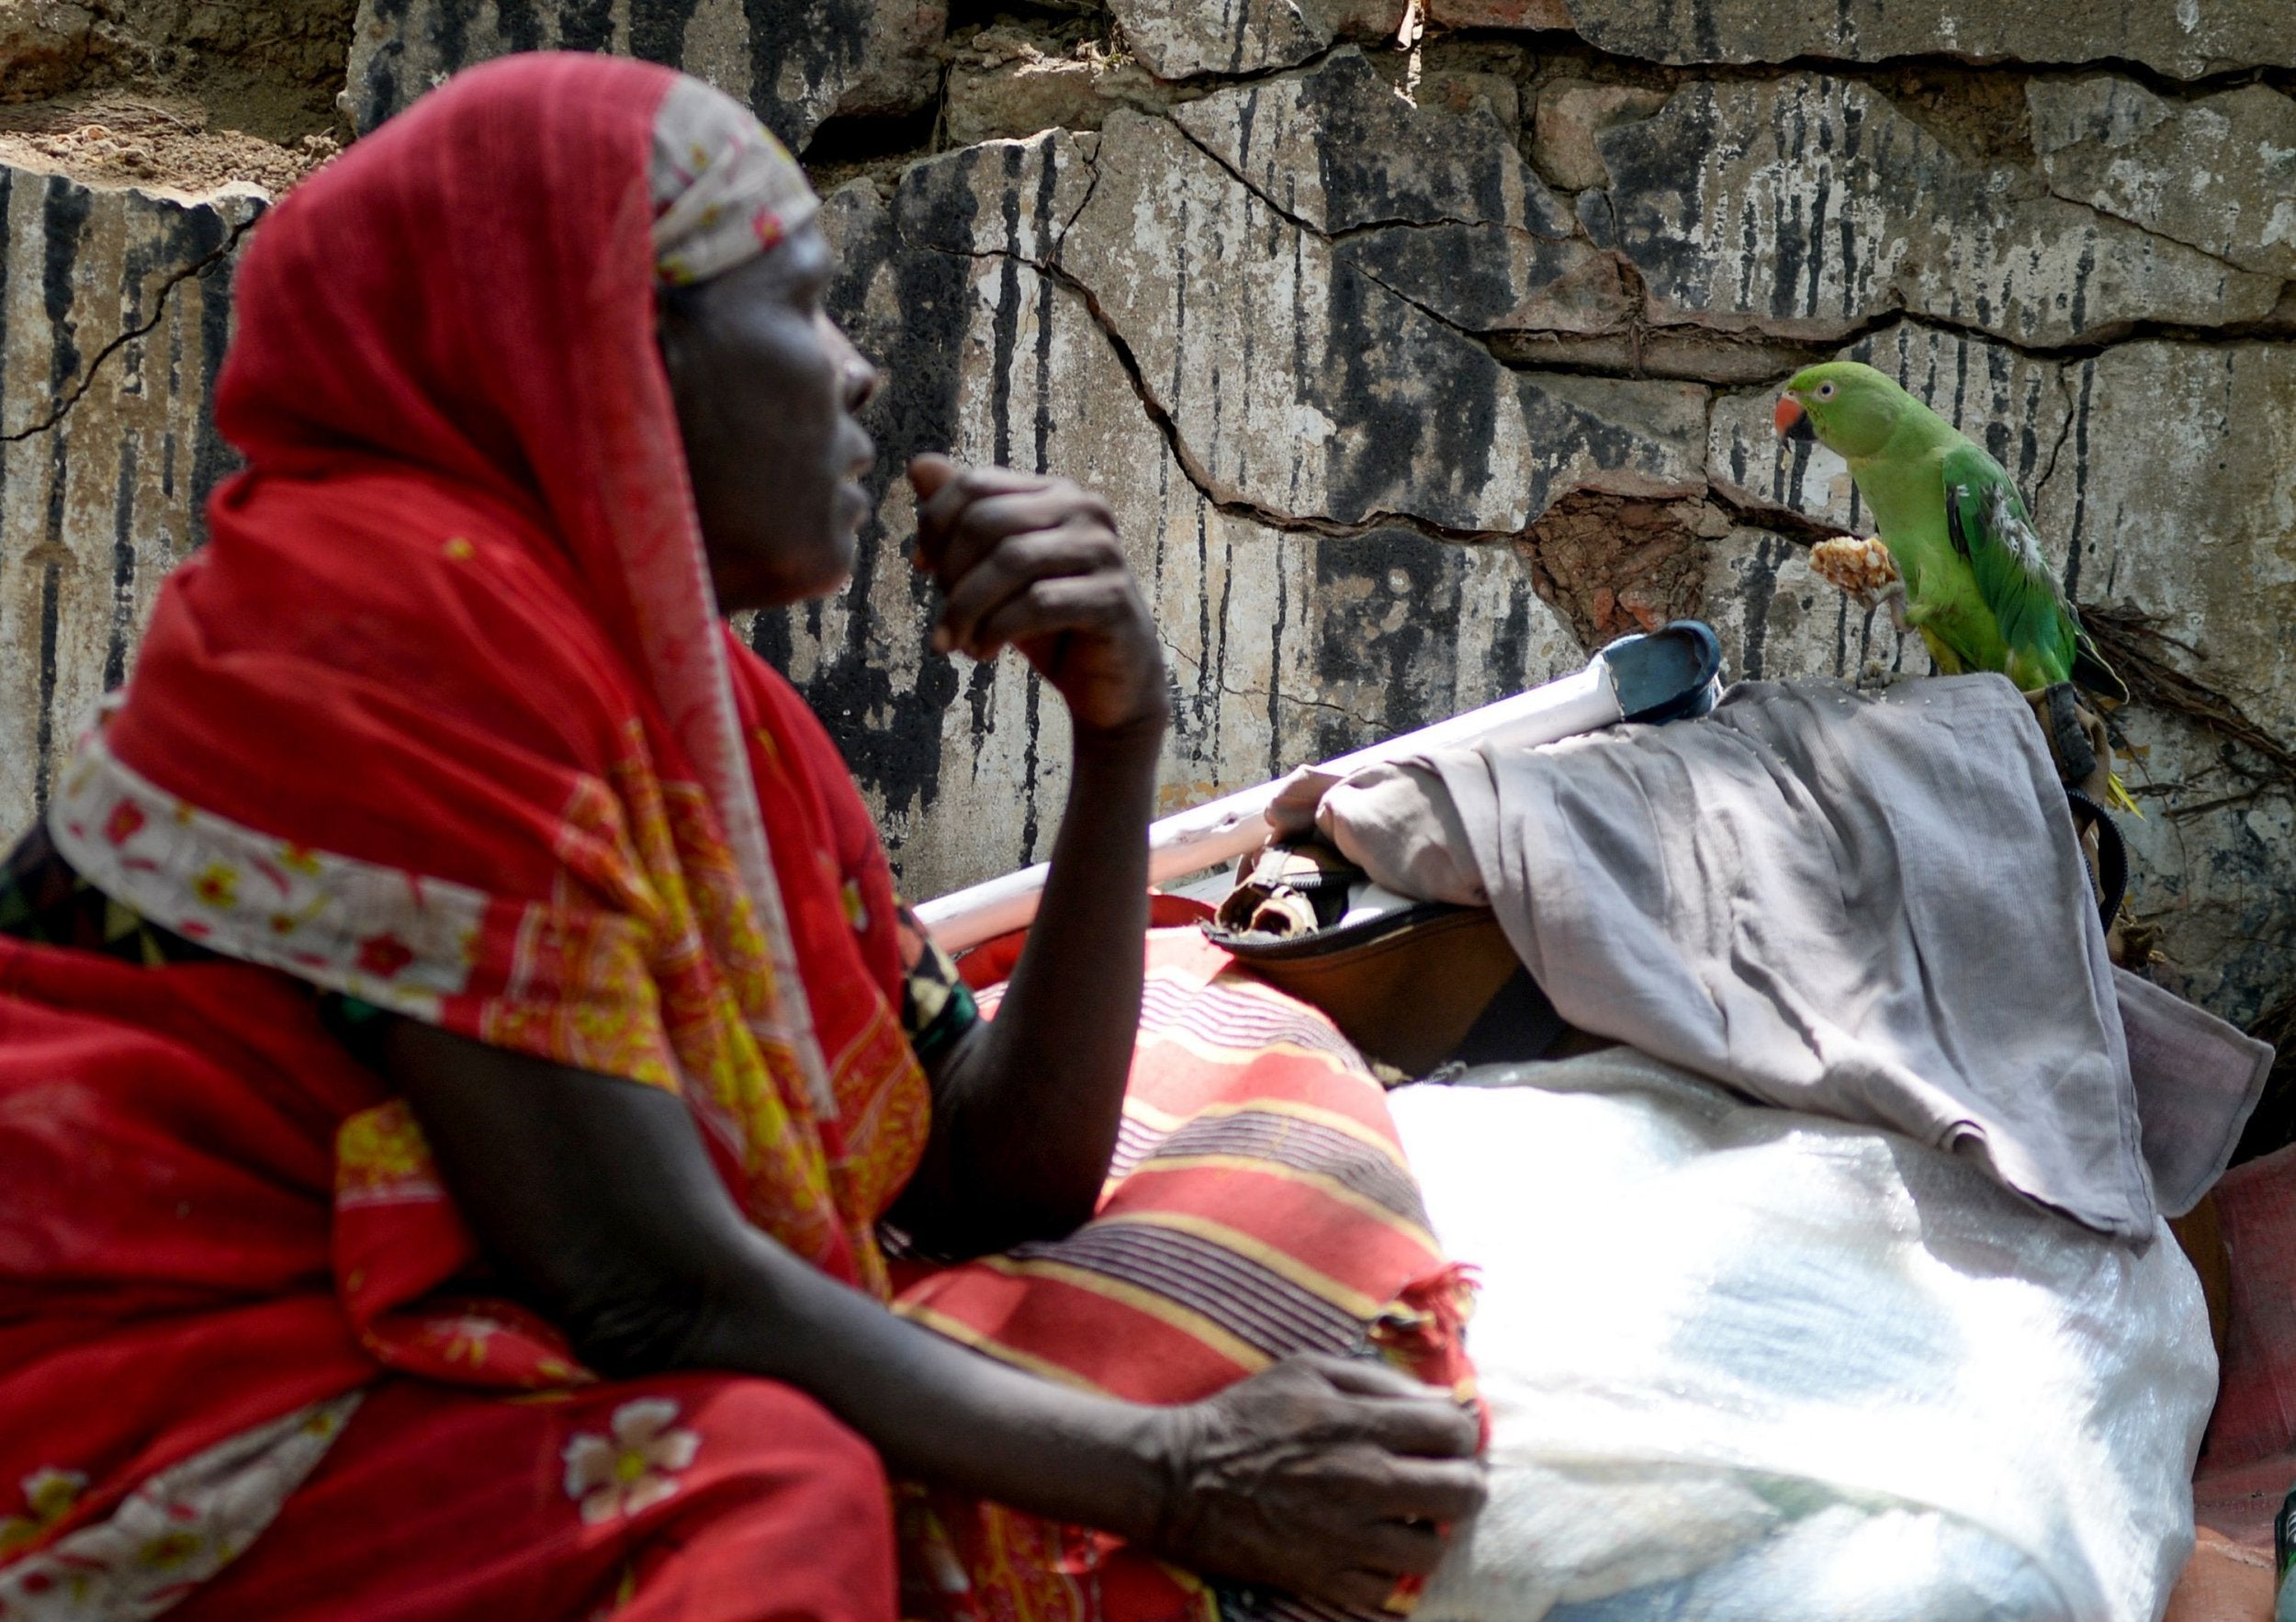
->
<box><xmin>384</xmin><ymin>1020</ymin><xmax>1482</xmax><ymax>1609</ymax></box>
<box><xmin>887</xmin><ymin>456</ymin><xmax>1170</xmax><ymax>1251</ymax></box>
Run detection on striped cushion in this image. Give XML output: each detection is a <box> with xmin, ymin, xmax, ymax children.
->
<box><xmin>894</xmin><ymin>929</ymin><xmax>1475</xmax><ymax>1622</ymax></box>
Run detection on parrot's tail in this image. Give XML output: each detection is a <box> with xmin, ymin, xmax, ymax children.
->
<box><xmin>2106</xmin><ymin>772</ymin><xmax>2143</xmax><ymax>818</ymax></box>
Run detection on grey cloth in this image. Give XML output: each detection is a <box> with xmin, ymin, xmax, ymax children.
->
<box><xmin>1306</xmin><ymin>675</ymin><xmax>2160</xmax><ymax>1238</ymax></box>
<box><xmin>2114</xmin><ymin>966</ymin><xmax>2271</xmax><ymax>1217</ymax></box>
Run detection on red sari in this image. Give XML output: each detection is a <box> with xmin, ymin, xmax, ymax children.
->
<box><xmin>0</xmin><ymin>54</ymin><xmax>1470</xmax><ymax>1622</ymax></box>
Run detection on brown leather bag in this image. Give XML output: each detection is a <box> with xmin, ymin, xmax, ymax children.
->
<box><xmin>1205</xmin><ymin>846</ymin><xmax>1572</xmax><ymax>1078</ymax></box>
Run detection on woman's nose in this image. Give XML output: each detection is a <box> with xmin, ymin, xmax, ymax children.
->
<box><xmin>825</xmin><ymin>317</ymin><xmax>880</xmax><ymax>410</ymax></box>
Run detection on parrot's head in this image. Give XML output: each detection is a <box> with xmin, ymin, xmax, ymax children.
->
<box><xmin>1774</xmin><ymin>362</ymin><xmax>1909</xmax><ymax>459</ymax></box>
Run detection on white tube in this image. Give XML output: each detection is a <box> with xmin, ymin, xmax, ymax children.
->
<box><xmin>916</xmin><ymin>657</ymin><xmax>1622</xmax><ymax>952</ymax></box>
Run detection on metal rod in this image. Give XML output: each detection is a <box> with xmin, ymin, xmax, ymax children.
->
<box><xmin>917</xmin><ymin>650</ymin><xmax>1633</xmax><ymax>952</ymax></box>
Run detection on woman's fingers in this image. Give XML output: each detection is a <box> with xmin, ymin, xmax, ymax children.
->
<box><xmin>1322</xmin><ymin>1571</ymin><xmax>1415</xmax><ymax>1612</ymax></box>
<box><xmin>930</xmin><ymin>490</ymin><xmax>1114</xmax><ymax>584</ymax></box>
<box><xmin>911</xmin><ymin>461</ymin><xmax>1062</xmax><ymax>569</ymax></box>
<box><xmin>1285</xmin><ymin>1354</ymin><xmax>1480</xmax><ymax>1459</ymax></box>
<box><xmin>1352</xmin><ymin>1455</ymin><xmax>1488</xmax><ymax>1525</ymax></box>
<box><xmin>1349</xmin><ymin>1516</ymin><xmax>1454</xmax><ymax>1576</ymax></box>
<box><xmin>966</xmin><ymin>569</ymin><xmax>1143</xmax><ymax>668</ymax></box>
<box><xmin>906</xmin><ymin>456</ymin><xmax>1165</xmax><ymax>735</ymax></box>
<box><xmin>1296</xmin><ymin>1352</ymin><xmax>1454</xmax><ymax>1402</ymax></box>
<box><xmin>906</xmin><ymin>451</ymin><xmax>960</xmax><ymax>509</ymax></box>
<box><xmin>1348</xmin><ymin>1391</ymin><xmax>1482</xmax><ymax>1460</ymax></box>
<box><xmin>1150</xmin><ymin>1356</ymin><xmax>1487</xmax><ymax>1604</ymax></box>
<box><xmin>934</xmin><ymin>525</ymin><xmax>1122</xmax><ymax>658</ymax></box>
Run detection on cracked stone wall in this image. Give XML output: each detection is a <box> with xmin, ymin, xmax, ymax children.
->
<box><xmin>4</xmin><ymin>0</ymin><xmax>2294</xmax><ymax>1031</ymax></box>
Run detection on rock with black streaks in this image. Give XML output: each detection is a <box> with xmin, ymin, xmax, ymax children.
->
<box><xmin>343</xmin><ymin>0</ymin><xmax>945</xmax><ymax>147</ymax></box>
<box><xmin>2030</xmin><ymin>77</ymin><xmax>2296</xmax><ymax>281</ymax></box>
<box><xmin>805</xmin><ymin>147</ymin><xmax>1581</xmax><ymax>891</ymax></box>
<box><xmin>889</xmin><ymin>130</ymin><xmax>1096</xmax><ymax>262</ymax></box>
<box><xmin>1515</xmin><ymin>374</ymin><xmax>1708</xmax><ymax>516</ymax></box>
<box><xmin>0</xmin><ymin>163</ymin><xmax>261</xmax><ymax>839</ymax></box>
<box><xmin>2055</xmin><ymin>342</ymin><xmax>2296</xmax><ymax>740</ymax></box>
<box><xmin>1173</xmin><ymin>51</ymin><xmax>1626</xmax><ymax>338</ymax></box>
<box><xmin>1530</xmin><ymin>79</ymin><xmax>1667</xmax><ymax>192</ymax></box>
<box><xmin>1595</xmin><ymin>75</ymin><xmax>2284</xmax><ymax>349</ymax></box>
<box><xmin>1173</xmin><ymin>50</ymin><xmax>1573</xmax><ymax>236</ymax></box>
<box><xmin>1553</xmin><ymin>0</ymin><xmax>2296</xmax><ymax>81</ymax></box>
<box><xmin>1337</xmin><ymin>222</ymin><xmax>1633</xmax><ymax>333</ymax></box>
<box><xmin>2110</xmin><ymin>706</ymin><xmax>2296</xmax><ymax>1021</ymax></box>
<box><xmin>1061</xmin><ymin>109</ymin><xmax>1543</xmax><ymax>532</ymax></box>
<box><xmin>1104</xmin><ymin>0</ymin><xmax>1335</xmax><ymax>82</ymax></box>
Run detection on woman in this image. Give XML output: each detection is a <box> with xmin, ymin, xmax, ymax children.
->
<box><xmin>0</xmin><ymin>54</ymin><xmax>1480</xmax><ymax>1620</ymax></box>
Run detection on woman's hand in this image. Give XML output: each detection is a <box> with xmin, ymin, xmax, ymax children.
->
<box><xmin>910</xmin><ymin>454</ymin><xmax>1168</xmax><ymax>742</ymax></box>
<box><xmin>1147</xmin><ymin>1356</ymin><xmax>1486</xmax><ymax>1607</ymax></box>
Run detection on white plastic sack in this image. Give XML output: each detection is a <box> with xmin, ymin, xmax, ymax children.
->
<box><xmin>1395</xmin><ymin>1051</ymin><xmax>2216</xmax><ymax>1622</ymax></box>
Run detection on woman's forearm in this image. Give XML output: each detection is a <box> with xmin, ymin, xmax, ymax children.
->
<box><xmin>922</xmin><ymin>717</ymin><xmax>1164</xmax><ymax>1240</ymax></box>
<box><xmin>383</xmin><ymin>1012</ymin><xmax>1484</xmax><ymax>1605</ymax></box>
<box><xmin>384</xmin><ymin>1019</ymin><xmax>1171</xmax><ymax>1536</ymax></box>
<box><xmin>681</xmin><ymin>1218</ymin><xmax>1168</xmax><ymax>1536</ymax></box>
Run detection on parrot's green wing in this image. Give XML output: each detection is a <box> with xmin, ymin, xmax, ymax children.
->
<box><xmin>1941</xmin><ymin>442</ymin><xmax>2128</xmax><ymax>703</ymax></box>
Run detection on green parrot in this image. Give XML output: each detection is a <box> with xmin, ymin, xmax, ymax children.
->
<box><xmin>1774</xmin><ymin>360</ymin><xmax>2135</xmax><ymax>811</ymax></box>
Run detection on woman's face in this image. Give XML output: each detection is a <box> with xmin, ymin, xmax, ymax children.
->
<box><xmin>658</xmin><ymin>222</ymin><xmax>880</xmax><ymax>613</ymax></box>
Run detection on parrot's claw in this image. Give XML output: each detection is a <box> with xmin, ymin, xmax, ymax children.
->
<box><xmin>1877</xmin><ymin>581</ymin><xmax>1911</xmax><ymax>632</ymax></box>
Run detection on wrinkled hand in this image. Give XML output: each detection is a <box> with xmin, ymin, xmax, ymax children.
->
<box><xmin>1147</xmin><ymin>1354</ymin><xmax>1485</xmax><ymax>1609</ymax></box>
<box><xmin>910</xmin><ymin>455</ymin><xmax>1168</xmax><ymax>741</ymax></box>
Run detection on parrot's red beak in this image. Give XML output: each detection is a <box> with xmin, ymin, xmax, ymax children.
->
<box><xmin>1774</xmin><ymin>394</ymin><xmax>1816</xmax><ymax>442</ymax></box>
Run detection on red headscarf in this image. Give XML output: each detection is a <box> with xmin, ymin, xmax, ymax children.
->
<box><xmin>46</xmin><ymin>52</ymin><xmax>929</xmax><ymax>1300</ymax></box>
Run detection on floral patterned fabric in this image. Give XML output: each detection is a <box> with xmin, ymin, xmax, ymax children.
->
<box><xmin>0</xmin><ymin>826</ymin><xmax>975</xmax><ymax>1073</ymax></box>
<box><xmin>0</xmin><ymin>1401</ymin><xmax>360</xmax><ymax>1621</ymax></box>
<box><xmin>0</xmin><ymin>52</ymin><xmax>924</xmax><ymax>1619</ymax></box>
<box><xmin>647</xmin><ymin>75</ymin><xmax>817</xmax><ymax>287</ymax></box>
<box><xmin>166</xmin><ymin>1376</ymin><xmax>895</xmax><ymax>1620</ymax></box>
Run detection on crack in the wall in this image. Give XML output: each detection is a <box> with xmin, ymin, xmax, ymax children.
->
<box><xmin>1705</xmin><ymin>481</ymin><xmax>1855</xmax><ymax>545</ymax></box>
<box><xmin>1</xmin><ymin>208</ymin><xmax>256</xmax><ymax>443</ymax></box>
<box><xmin>1634</xmin><ymin>300</ymin><xmax>2292</xmax><ymax>401</ymax></box>
<box><xmin>1156</xmin><ymin>106</ymin><xmax>2289</xmax><ymax>391</ymax></box>
<box><xmin>1110</xmin><ymin>36</ymin><xmax>1354</xmax><ymax>95</ymax></box>
<box><xmin>1156</xmin><ymin>111</ymin><xmax>1614</xmax><ymax>379</ymax></box>
<box><xmin>1164</xmin><ymin>112</ymin><xmax>1564</xmax><ymax>247</ymax></box>
<box><xmin>1163</xmin><ymin>638</ymin><xmax>1357</xmax><ymax>720</ymax></box>
<box><xmin>2032</xmin><ymin>366</ymin><xmax>2081</xmax><ymax>513</ymax></box>
<box><xmin>1511</xmin><ymin>45</ymin><xmax>2295</xmax><ymax>106</ymax></box>
<box><xmin>2036</xmin><ymin>181</ymin><xmax>2265</xmax><ymax>279</ymax></box>
<box><xmin>906</xmin><ymin>232</ymin><xmax>1533</xmax><ymax>543</ymax></box>
<box><xmin>1051</xmin><ymin>244</ymin><xmax>1529</xmax><ymax>541</ymax></box>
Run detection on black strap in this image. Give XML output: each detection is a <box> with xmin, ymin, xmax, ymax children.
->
<box><xmin>1447</xmin><ymin>964</ymin><xmax>1568</xmax><ymax>1069</ymax></box>
<box><xmin>2064</xmin><ymin>787</ymin><xmax>2128</xmax><ymax>933</ymax></box>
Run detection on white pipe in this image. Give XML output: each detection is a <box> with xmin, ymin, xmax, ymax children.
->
<box><xmin>916</xmin><ymin>656</ymin><xmax>1624</xmax><ymax>952</ymax></box>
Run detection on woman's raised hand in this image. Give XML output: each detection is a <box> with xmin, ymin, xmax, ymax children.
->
<box><xmin>910</xmin><ymin>454</ymin><xmax>1168</xmax><ymax>742</ymax></box>
<box><xmin>1145</xmin><ymin>1354</ymin><xmax>1486</xmax><ymax>1608</ymax></box>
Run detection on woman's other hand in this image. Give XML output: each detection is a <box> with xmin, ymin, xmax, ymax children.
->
<box><xmin>910</xmin><ymin>454</ymin><xmax>1168</xmax><ymax>742</ymax></box>
<box><xmin>1149</xmin><ymin>1355</ymin><xmax>1486</xmax><ymax>1607</ymax></box>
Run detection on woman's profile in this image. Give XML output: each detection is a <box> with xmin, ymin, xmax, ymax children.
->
<box><xmin>0</xmin><ymin>51</ymin><xmax>1480</xmax><ymax>1620</ymax></box>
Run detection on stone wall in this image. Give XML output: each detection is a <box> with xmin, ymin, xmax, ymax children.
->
<box><xmin>3</xmin><ymin>0</ymin><xmax>2293</xmax><ymax>1029</ymax></box>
